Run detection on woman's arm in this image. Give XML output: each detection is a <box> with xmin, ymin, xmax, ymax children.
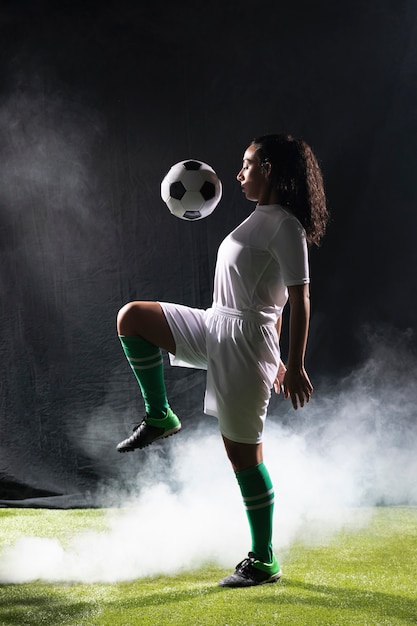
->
<box><xmin>275</xmin><ymin>315</ymin><xmax>282</xmax><ymax>341</ymax></box>
<box><xmin>273</xmin><ymin>315</ymin><xmax>287</xmax><ymax>394</ymax></box>
<box><xmin>283</xmin><ymin>283</ymin><xmax>313</xmax><ymax>409</ymax></box>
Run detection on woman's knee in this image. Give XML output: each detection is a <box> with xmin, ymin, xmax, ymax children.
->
<box><xmin>117</xmin><ymin>301</ymin><xmax>176</xmax><ymax>353</ymax></box>
<box><xmin>222</xmin><ymin>436</ymin><xmax>263</xmax><ymax>472</ymax></box>
<box><xmin>117</xmin><ymin>301</ymin><xmax>142</xmax><ymax>335</ymax></box>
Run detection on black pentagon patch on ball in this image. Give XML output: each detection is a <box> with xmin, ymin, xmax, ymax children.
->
<box><xmin>200</xmin><ymin>180</ymin><xmax>216</xmax><ymax>201</ymax></box>
<box><xmin>183</xmin><ymin>160</ymin><xmax>202</xmax><ymax>171</ymax></box>
<box><xmin>183</xmin><ymin>210</ymin><xmax>202</xmax><ymax>220</ymax></box>
<box><xmin>170</xmin><ymin>181</ymin><xmax>186</xmax><ymax>200</ymax></box>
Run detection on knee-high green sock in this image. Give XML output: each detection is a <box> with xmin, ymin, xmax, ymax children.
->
<box><xmin>235</xmin><ymin>462</ymin><xmax>275</xmax><ymax>563</ymax></box>
<box><xmin>119</xmin><ymin>335</ymin><xmax>169</xmax><ymax>419</ymax></box>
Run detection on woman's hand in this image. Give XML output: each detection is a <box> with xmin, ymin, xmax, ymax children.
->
<box><xmin>273</xmin><ymin>359</ymin><xmax>287</xmax><ymax>394</ymax></box>
<box><xmin>283</xmin><ymin>366</ymin><xmax>313</xmax><ymax>410</ymax></box>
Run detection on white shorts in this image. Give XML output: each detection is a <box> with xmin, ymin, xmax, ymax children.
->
<box><xmin>159</xmin><ymin>302</ymin><xmax>280</xmax><ymax>444</ymax></box>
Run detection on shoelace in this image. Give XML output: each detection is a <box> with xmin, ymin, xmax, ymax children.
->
<box><xmin>236</xmin><ymin>557</ymin><xmax>256</xmax><ymax>574</ymax></box>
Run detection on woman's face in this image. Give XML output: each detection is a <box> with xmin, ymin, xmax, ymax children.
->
<box><xmin>236</xmin><ymin>144</ymin><xmax>271</xmax><ymax>203</ymax></box>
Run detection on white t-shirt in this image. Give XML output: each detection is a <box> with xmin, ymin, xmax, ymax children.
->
<box><xmin>212</xmin><ymin>204</ymin><xmax>310</xmax><ymax>323</ymax></box>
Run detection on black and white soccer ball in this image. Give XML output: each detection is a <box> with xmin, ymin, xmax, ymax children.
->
<box><xmin>161</xmin><ymin>159</ymin><xmax>222</xmax><ymax>220</ymax></box>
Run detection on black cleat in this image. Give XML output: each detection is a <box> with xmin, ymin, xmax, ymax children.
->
<box><xmin>116</xmin><ymin>408</ymin><xmax>181</xmax><ymax>452</ymax></box>
<box><xmin>219</xmin><ymin>553</ymin><xmax>282</xmax><ymax>588</ymax></box>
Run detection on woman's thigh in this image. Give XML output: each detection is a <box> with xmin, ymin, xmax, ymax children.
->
<box><xmin>159</xmin><ymin>302</ymin><xmax>209</xmax><ymax>369</ymax></box>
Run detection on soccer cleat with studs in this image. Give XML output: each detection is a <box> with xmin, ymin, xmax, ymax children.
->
<box><xmin>116</xmin><ymin>408</ymin><xmax>181</xmax><ymax>452</ymax></box>
<box><xmin>218</xmin><ymin>552</ymin><xmax>282</xmax><ymax>588</ymax></box>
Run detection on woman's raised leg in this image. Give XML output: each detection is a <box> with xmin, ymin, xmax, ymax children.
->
<box><xmin>116</xmin><ymin>301</ymin><xmax>181</xmax><ymax>452</ymax></box>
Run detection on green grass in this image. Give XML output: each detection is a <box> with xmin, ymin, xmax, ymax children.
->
<box><xmin>0</xmin><ymin>507</ymin><xmax>416</xmax><ymax>625</ymax></box>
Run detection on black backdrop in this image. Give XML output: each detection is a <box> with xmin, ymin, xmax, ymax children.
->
<box><xmin>1</xmin><ymin>0</ymin><xmax>416</xmax><ymax>507</ymax></box>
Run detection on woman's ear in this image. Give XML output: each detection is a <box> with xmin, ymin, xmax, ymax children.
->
<box><xmin>261</xmin><ymin>160</ymin><xmax>272</xmax><ymax>177</ymax></box>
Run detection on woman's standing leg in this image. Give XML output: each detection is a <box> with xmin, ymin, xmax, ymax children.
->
<box><xmin>219</xmin><ymin>437</ymin><xmax>281</xmax><ymax>587</ymax></box>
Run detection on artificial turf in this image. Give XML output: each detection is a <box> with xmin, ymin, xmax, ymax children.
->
<box><xmin>0</xmin><ymin>507</ymin><xmax>416</xmax><ymax>625</ymax></box>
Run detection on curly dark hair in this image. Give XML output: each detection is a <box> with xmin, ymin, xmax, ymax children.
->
<box><xmin>251</xmin><ymin>134</ymin><xmax>329</xmax><ymax>246</ymax></box>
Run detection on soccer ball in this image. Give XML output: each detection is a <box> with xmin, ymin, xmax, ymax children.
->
<box><xmin>161</xmin><ymin>159</ymin><xmax>222</xmax><ymax>220</ymax></box>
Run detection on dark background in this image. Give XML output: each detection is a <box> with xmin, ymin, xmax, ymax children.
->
<box><xmin>0</xmin><ymin>0</ymin><xmax>416</xmax><ymax>506</ymax></box>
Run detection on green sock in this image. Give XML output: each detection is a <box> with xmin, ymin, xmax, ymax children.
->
<box><xmin>235</xmin><ymin>462</ymin><xmax>275</xmax><ymax>563</ymax></box>
<box><xmin>119</xmin><ymin>335</ymin><xmax>169</xmax><ymax>420</ymax></box>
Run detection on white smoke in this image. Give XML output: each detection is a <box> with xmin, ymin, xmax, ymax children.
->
<box><xmin>1</xmin><ymin>291</ymin><xmax>417</xmax><ymax>583</ymax></box>
<box><xmin>1</xmin><ymin>336</ymin><xmax>416</xmax><ymax>585</ymax></box>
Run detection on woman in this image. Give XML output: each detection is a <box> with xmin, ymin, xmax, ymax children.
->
<box><xmin>116</xmin><ymin>133</ymin><xmax>329</xmax><ymax>587</ymax></box>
